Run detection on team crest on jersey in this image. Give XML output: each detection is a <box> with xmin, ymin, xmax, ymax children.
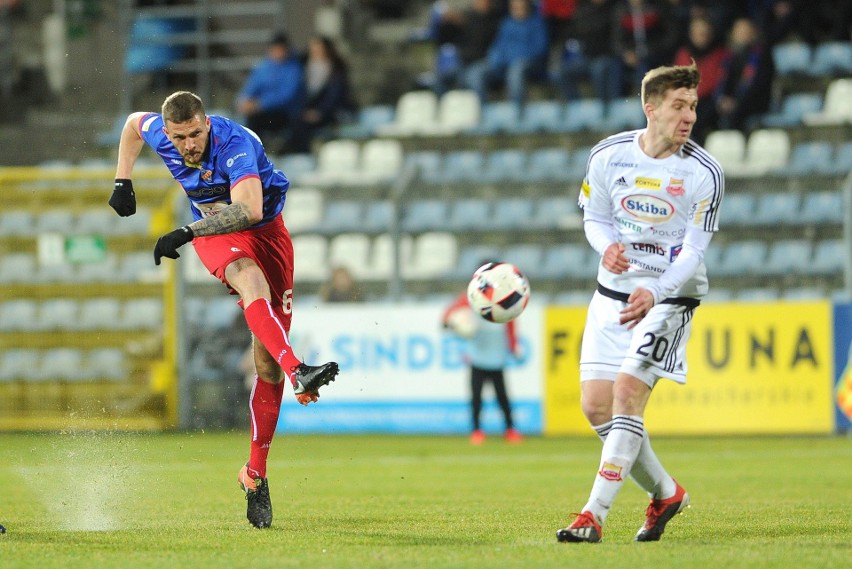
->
<box><xmin>666</xmin><ymin>178</ymin><xmax>685</xmax><ymax>196</ymax></box>
<box><xmin>201</xmin><ymin>170</ymin><xmax>213</xmax><ymax>181</ymax></box>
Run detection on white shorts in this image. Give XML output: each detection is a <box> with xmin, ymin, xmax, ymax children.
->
<box><xmin>579</xmin><ymin>285</ymin><xmax>699</xmax><ymax>388</ymax></box>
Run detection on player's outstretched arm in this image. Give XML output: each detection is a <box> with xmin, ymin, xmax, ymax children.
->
<box><xmin>110</xmin><ymin>113</ymin><xmax>147</xmax><ymax>217</ymax></box>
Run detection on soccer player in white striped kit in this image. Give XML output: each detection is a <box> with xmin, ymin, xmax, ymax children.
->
<box><xmin>557</xmin><ymin>62</ymin><xmax>724</xmax><ymax>543</ymax></box>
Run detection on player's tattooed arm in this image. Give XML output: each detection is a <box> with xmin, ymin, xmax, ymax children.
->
<box><xmin>187</xmin><ymin>202</ymin><xmax>253</xmax><ymax>236</ymax></box>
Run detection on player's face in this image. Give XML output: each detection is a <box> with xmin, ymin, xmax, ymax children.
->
<box><xmin>164</xmin><ymin>114</ymin><xmax>210</xmax><ymax>165</ymax></box>
<box><xmin>650</xmin><ymin>87</ymin><xmax>698</xmax><ymax>146</ymax></box>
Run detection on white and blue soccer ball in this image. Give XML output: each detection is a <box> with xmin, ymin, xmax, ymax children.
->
<box><xmin>466</xmin><ymin>262</ymin><xmax>531</xmax><ymax>323</ymax></box>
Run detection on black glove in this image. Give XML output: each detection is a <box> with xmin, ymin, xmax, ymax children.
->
<box><xmin>109</xmin><ymin>179</ymin><xmax>137</xmax><ymax>217</ymax></box>
<box><xmin>154</xmin><ymin>226</ymin><xmax>194</xmax><ymax>265</ymax></box>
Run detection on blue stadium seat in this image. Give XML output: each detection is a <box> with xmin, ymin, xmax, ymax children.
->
<box><xmin>719</xmin><ymin>193</ymin><xmax>757</xmax><ymax>227</ymax></box>
<box><xmin>538</xmin><ymin>243</ymin><xmax>590</xmax><ymax>280</ymax></box>
<box><xmin>809</xmin><ymin>42</ymin><xmax>852</xmax><ymax>76</ymax></box>
<box><xmin>501</xmin><ymin>244</ymin><xmax>545</xmax><ymax>278</ymax></box>
<box><xmin>362</xmin><ymin>200</ymin><xmax>394</xmax><ymax>233</ymax></box>
<box><xmin>405</xmin><ymin>151</ymin><xmax>444</xmax><ymax>184</ymax></box>
<box><xmin>402</xmin><ymin>199</ymin><xmax>449</xmax><ymax>233</ymax></box>
<box><xmin>763</xmin><ymin>239</ymin><xmax>812</xmax><ymax>276</ymax></box>
<box><xmin>446</xmin><ymin>244</ymin><xmax>503</xmax><ymax>281</ymax></box>
<box><xmin>517</xmin><ymin>101</ymin><xmax>563</xmax><ymax>133</ymax></box>
<box><xmin>782</xmin><ymin>287</ymin><xmax>825</xmax><ymax>301</ymax></box>
<box><xmin>715</xmin><ymin>240</ymin><xmax>768</xmax><ymax>277</ymax></box>
<box><xmin>825</xmin><ymin>142</ymin><xmax>852</xmax><ymax>176</ymax></box>
<box><xmin>480</xmin><ymin>149</ymin><xmax>528</xmax><ymax>184</ymax></box>
<box><xmin>771</xmin><ymin>42</ymin><xmax>812</xmax><ymax>76</ymax></box>
<box><xmin>315</xmin><ymin>200</ymin><xmax>365</xmax><ymax>234</ymax></box>
<box><xmin>279</xmin><ymin>153</ymin><xmax>317</xmax><ymax>184</ymax></box>
<box><xmin>750</xmin><ymin>192</ymin><xmax>801</xmax><ymax>225</ymax></box>
<box><xmin>565</xmin><ymin>146</ymin><xmax>592</xmax><ymax>180</ymax></box>
<box><xmin>338</xmin><ymin>105</ymin><xmax>395</xmax><ymax>139</ymax></box>
<box><xmin>491</xmin><ymin>197</ymin><xmax>535</xmax><ymax>230</ymax></box>
<box><xmin>439</xmin><ymin>150</ymin><xmax>485</xmax><ymax>184</ymax></box>
<box><xmin>125</xmin><ymin>16</ymin><xmax>195</xmax><ymax>73</ymax></box>
<box><xmin>529</xmin><ymin>196</ymin><xmax>582</xmax><ymax>230</ymax></box>
<box><xmin>736</xmin><ymin>287</ymin><xmax>781</xmax><ymax>302</ymax></box>
<box><xmin>805</xmin><ymin>239</ymin><xmax>846</xmax><ymax>275</ymax></box>
<box><xmin>761</xmin><ymin>93</ymin><xmax>823</xmax><ymax>128</ymax></box>
<box><xmin>800</xmin><ymin>190</ymin><xmax>844</xmax><ymax>224</ymax></box>
<box><xmin>448</xmin><ymin>198</ymin><xmax>492</xmax><ymax>231</ymax></box>
<box><xmin>602</xmin><ymin>99</ymin><xmax>646</xmax><ymax>132</ymax></box>
<box><xmin>562</xmin><ymin>99</ymin><xmax>605</xmax><ymax>132</ymax></box>
<box><xmin>526</xmin><ymin>147</ymin><xmax>571</xmax><ymax>182</ymax></box>
<box><xmin>776</xmin><ymin>141</ymin><xmax>834</xmax><ymax>176</ymax></box>
<box><xmin>470</xmin><ymin>101</ymin><xmax>521</xmax><ymax>134</ymax></box>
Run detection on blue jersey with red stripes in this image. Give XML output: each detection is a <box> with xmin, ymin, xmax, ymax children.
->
<box><xmin>138</xmin><ymin>113</ymin><xmax>288</xmax><ymax>226</ymax></box>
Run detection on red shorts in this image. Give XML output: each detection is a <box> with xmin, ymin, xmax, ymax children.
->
<box><xmin>192</xmin><ymin>215</ymin><xmax>294</xmax><ymax>313</ymax></box>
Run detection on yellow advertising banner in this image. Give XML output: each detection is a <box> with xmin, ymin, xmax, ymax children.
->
<box><xmin>544</xmin><ymin>301</ymin><xmax>834</xmax><ymax>435</ymax></box>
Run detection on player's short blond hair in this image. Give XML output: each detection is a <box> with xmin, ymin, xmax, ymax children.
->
<box><xmin>641</xmin><ymin>63</ymin><xmax>700</xmax><ymax>107</ymax></box>
<box><xmin>161</xmin><ymin>91</ymin><xmax>206</xmax><ymax>124</ymax></box>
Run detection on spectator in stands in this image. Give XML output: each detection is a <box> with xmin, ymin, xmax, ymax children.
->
<box><xmin>464</xmin><ymin>0</ymin><xmax>550</xmax><ymax>105</ymax></box>
<box><xmin>539</xmin><ymin>0</ymin><xmax>579</xmax><ymax>49</ymax></box>
<box><xmin>614</xmin><ymin>0</ymin><xmax>680</xmax><ymax>95</ymax></box>
<box><xmin>286</xmin><ymin>36</ymin><xmax>357</xmax><ymax>154</ymax></box>
<box><xmin>555</xmin><ymin>0</ymin><xmax>622</xmax><ymax>104</ymax></box>
<box><xmin>672</xmin><ymin>15</ymin><xmax>729</xmax><ymax>143</ymax></box>
<box><xmin>442</xmin><ymin>275</ymin><xmax>524</xmax><ymax>445</ymax></box>
<box><xmin>428</xmin><ymin>0</ymin><xmax>504</xmax><ymax>96</ymax></box>
<box><xmin>235</xmin><ymin>31</ymin><xmax>304</xmax><ymax>152</ymax></box>
<box><xmin>712</xmin><ymin>17</ymin><xmax>774</xmax><ymax>132</ymax></box>
<box><xmin>319</xmin><ymin>265</ymin><xmax>361</xmax><ymax>303</ymax></box>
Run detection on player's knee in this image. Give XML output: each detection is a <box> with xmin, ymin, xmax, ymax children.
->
<box><xmin>580</xmin><ymin>399</ymin><xmax>612</xmax><ymax>426</ymax></box>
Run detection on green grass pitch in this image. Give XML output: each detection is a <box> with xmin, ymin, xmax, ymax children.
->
<box><xmin>0</xmin><ymin>432</ymin><xmax>849</xmax><ymax>568</ymax></box>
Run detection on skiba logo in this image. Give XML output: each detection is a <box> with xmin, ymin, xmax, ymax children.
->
<box><xmin>621</xmin><ymin>194</ymin><xmax>675</xmax><ymax>223</ymax></box>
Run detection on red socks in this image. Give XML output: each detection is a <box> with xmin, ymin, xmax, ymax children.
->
<box><xmin>247</xmin><ymin>376</ymin><xmax>285</xmax><ymax>479</ymax></box>
<box><xmin>243</xmin><ymin>298</ymin><xmax>302</xmax><ymax>372</ymax></box>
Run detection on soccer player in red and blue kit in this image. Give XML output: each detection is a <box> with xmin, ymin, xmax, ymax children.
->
<box><xmin>110</xmin><ymin>91</ymin><xmax>339</xmax><ymax>529</ymax></box>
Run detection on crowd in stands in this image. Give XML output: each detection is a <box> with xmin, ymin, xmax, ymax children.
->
<box><xmin>235</xmin><ymin>31</ymin><xmax>357</xmax><ymax>155</ymax></box>
<box><xmin>412</xmin><ymin>0</ymin><xmax>851</xmax><ymax>144</ymax></box>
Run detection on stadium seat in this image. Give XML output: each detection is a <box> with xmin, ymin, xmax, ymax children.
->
<box><xmin>782</xmin><ymin>287</ymin><xmax>825</xmax><ymax>301</ymax></box>
<box><xmin>491</xmin><ymin>197</ymin><xmax>535</xmax><ymax>230</ymax></box>
<box><xmin>762</xmin><ymin>239</ymin><xmax>812</xmax><ymax>276</ymax></box>
<box><xmin>281</xmin><ymin>187</ymin><xmax>324</xmax><ymax>234</ymax></box>
<box><xmin>35</xmin><ymin>261</ymin><xmax>75</xmax><ymax>283</ymax></box>
<box><xmin>358</xmin><ymin>138</ymin><xmax>404</xmax><ymax>184</ymax></box>
<box><xmin>315</xmin><ymin>200</ymin><xmax>365</xmax><ymax>234</ymax></box>
<box><xmin>804</xmin><ymin>78</ymin><xmax>852</xmax><ymax>125</ymax></box>
<box><xmin>530</xmin><ymin>196</ymin><xmax>582</xmax><ymax>230</ymax></box>
<box><xmin>827</xmin><ymin>141</ymin><xmax>852</xmax><ymax>176</ymax></box>
<box><xmin>447</xmin><ymin>198</ymin><xmax>492</xmax><ymax>232</ymax></box>
<box><xmin>0</xmin><ymin>349</ymin><xmax>39</xmax><ymax>381</ymax></box>
<box><xmin>292</xmin><ymin>235</ymin><xmax>328</xmax><ymax>282</ymax></box>
<box><xmin>702</xmin><ymin>288</ymin><xmax>734</xmax><ymax>303</ymax></box>
<box><xmin>34</xmin><ymin>209</ymin><xmax>75</xmax><ymax>235</ymax></box>
<box><xmin>602</xmin><ymin>98</ymin><xmax>646</xmax><ymax>132</ymax></box>
<box><xmin>566</xmin><ymin>146</ymin><xmax>593</xmax><ymax>181</ymax></box>
<box><xmin>122</xmin><ymin>298</ymin><xmax>163</xmax><ymax>330</ymax></box>
<box><xmin>445</xmin><ymin>244</ymin><xmax>503</xmax><ymax>281</ymax></box>
<box><xmin>401</xmin><ymin>199</ymin><xmax>449</xmax><ymax>234</ymax></box>
<box><xmin>337</xmin><ymin>104</ymin><xmax>395</xmax><ymax>139</ymax></box>
<box><xmin>562</xmin><ymin>99</ymin><xmax>605</xmax><ymax>132</ymax></box>
<box><xmin>470</xmin><ymin>101</ymin><xmax>521</xmax><ymax>135</ymax></box>
<box><xmin>278</xmin><ymin>153</ymin><xmax>317</xmax><ymax>185</ymax></box>
<box><xmin>704</xmin><ymin>130</ymin><xmax>746</xmax><ymax>174</ymax></box>
<box><xmin>736</xmin><ymin>287</ymin><xmax>781</xmax><ymax>302</ymax></box>
<box><xmin>516</xmin><ymin>100</ymin><xmax>563</xmax><ymax>133</ymax></box>
<box><xmin>111</xmin><ymin>208</ymin><xmax>152</xmax><ymax>236</ymax></box>
<box><xmin>37</xmin><ymin>298</ymin><xmax>79</xmax><ymax>331</ymax></box>
<box><xmin>715</xmin><ymin>240</ymin><xmax>768</xmax><ymax>276</ymax></box>
<box><xmin>718</xmin><ymin>192</ymin><xmax>757</xmax><ymax>227</ymax></box>
<box><xmin>367</xmin><ymin>232</ymin><xmax>413</xmax><ymax>280</ymax></box>
<box><xmin>377</xmin><ymin>90</ymin><xmax>439</xmax><ymax>136</ymax></box>
<box><xmin>300</xmin><ymin>139</ymin><xmax>360</xmax><ymax>186</ymax></box>
<box><xmin>439</xmin><ymin>150</ymin><xmax>485</xmax><ymax>184</ymax></box>
<box><xmin>776</xmin><ymin>141</ymin><xmax>834</xmax><ymax>176</ymax></box>
<box><xmin>86</xmin><ymin>348</ymin><xmax>128</xmax><ymax>382</ymax></box>
<box><xmin>551</xmin><ymin>289</ymin><xmax>594</xmax><ymax>305</ymax></box>
<box><xmin>809</xmin><ymin>42</ymin><xmax>852</xmax><ymax>76</ymax></box>
<box><xmin>430</xmin><ymin>89</ymin><xmax>481</xmax><ymax>135</ymax></box>
<box><xmin>77</xmin><ymin>254</ymin><xmax>120</xmax><ymax>283</ymax></box>
<box><xmin>0</xmin><ymin>299</ymin><xmax>39</xmax><ymax>331</ymax></box>
<box><xmin>750</xmin><ymin>192</ymin><xmax>801</xmax><ymax>225</ymax></box>
<box><xmin>118</xmin><ymin>251</ymin><xmax>159</xmax><ymax>282</ymax></box>
<box><xmin>526</xmin><ymin>147</ymin><xmax>572</xmax><ymax>182</ymax></box>
<box><xmin>361</xmin><ymin>200</ymin><xmax>394</xmax><ymax>233</ymax></box>
<box><xmin>75</xmin><ymin>209</ymin><xmax>118</xmax><ymax>235</ymax></box>
<box><xmin>327</xmin><ymin>232</ymin><xmax>372</xmax><ymax>279</ymax></box>
<box><xmin>406</xmin><ymin>231</ymin><xmax>457</xmax><ymax>279</ymax></box>
<box><xmin>480</xmin><ymin>149</ymin><xmax>528</xmax><ymax>184</ymax></box>
<box><xmin>761</xmin><ymin>93</ymin><xmax>823</xmax><ymax>128</ymax></box>
<box><xmin>78</xmin><ymin>297</ymin><xmax>122</xmax><ymax>330</ymax></box>
<box><xmin>805</xmin><ymin>239</ymin><xmax>846</xmax><ymax>275</ymax></box>
<box><xmin>800</xmin><ymin>190</ymin><xmax>845</xmax><ymax>224</ymax></box>
<box><xmin>737</xmin><ymin>129</ymin><xmax>790</xmax><ymax>176</ymax></box>
<box><xmin>405</xmin><ymin>151</ymin><xmax>444</xmax><ymax>184</ymax></box>
<box><xmin>0</xmin><ymin>210</ymin><xmax>35</xmax><ymax>236</ymax></box>
<box><xmin>35</xmin><ymin>347</ymin><xmax>86</xmax><ymax>382</ymax></box>
<box><xmin>501</xmin><ymin>244</ymin><xmax>545</xmax><ymax>278</ymax></box>
<box><xmin>771</xmin><ymin>42</ymin><xmax>812</xmax><ymax>76</ymax></box>
<box><xmin>0</xmin><ymin>252</ymin><xmax>37</xmax><ymax>283</ymax></box>
<box><xmin>538</xmin><ymin>243</ymin><xmax>592</xmax><ymax>280</ymax></box>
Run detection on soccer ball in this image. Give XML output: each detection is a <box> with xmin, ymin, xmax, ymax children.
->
<box><xmin>466</xmin><ymin>262</ymin><xmax>531</xmax><ymax>323</ymax></box>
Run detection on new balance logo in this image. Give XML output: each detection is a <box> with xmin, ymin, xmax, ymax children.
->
<box><xmin>615</xmin><ymin>176</ymin><xmax>628</xmax><ymax>187</ymax></box>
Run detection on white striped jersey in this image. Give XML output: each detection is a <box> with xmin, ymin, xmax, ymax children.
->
<box><xmin>578</xmin><ymin>129</ymin><xmax>725</xmax><ymax>299</ymax></box>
